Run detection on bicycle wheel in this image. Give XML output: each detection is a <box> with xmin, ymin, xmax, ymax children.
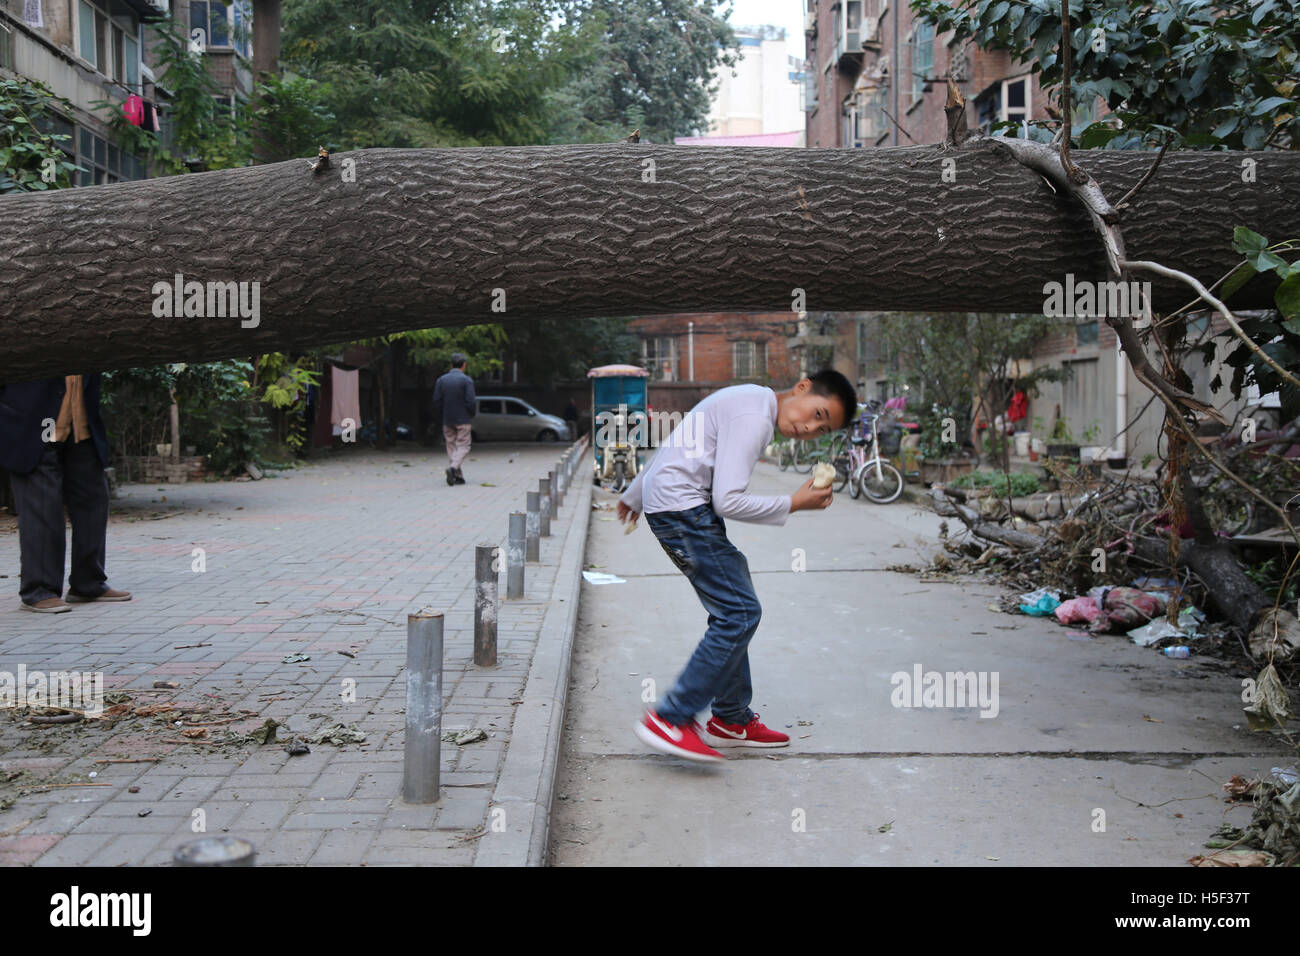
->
<box><xmin>778</xmin><ymin>439</ymin><xmax>791</xmax><ymax>471</ymax></box>
<box><xmin>793</xmin><ymin>441</ymin><xmax>813</xmax><ymax>474</ymax></box>
<box><xmin>848</xmin><ymin>458</ymin><xmax>863</xmax><ymax>498</ymax></box>
<box><xmin>831</xmin><ymin>450</ymin><xmax>852</xmax><ymax>493</ymax></box>
<box><xmin>856</xmin><ymin>459</ymin><xmax>904</xmax><ymax>504</ymax></box>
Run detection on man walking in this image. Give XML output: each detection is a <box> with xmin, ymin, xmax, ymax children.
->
<box><xmin>432</xmin><ymin>353</ymin><xmax>476</xmax><ymax>486</ymax></box>
<box><xmin>0</xmin><ymin>374</ymin><xmax>131</xmax><ymax>613</ymax></box>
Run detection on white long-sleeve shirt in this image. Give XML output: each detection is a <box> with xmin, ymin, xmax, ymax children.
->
<box><xmin>619</xmin><ymin>384</ymin><xmax>791</xmax><ymax>526</ymax></box>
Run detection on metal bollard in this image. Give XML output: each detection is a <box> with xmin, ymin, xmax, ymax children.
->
<box><xmin>539</xmin><ymin>478</ymin><xmax>551</xmax><ymax>537</ymax></box>
<box><xmin>403</xmin><ymin>610</ymin><xmax>443</xmax><ymax>803</ymax></box>
<box><xmin>548</xmin><ymin>469</ymin><xmax>557</xmax><ymax>516</ymax></box>
<box><xmin>474</xmin><ymin>544</ymin><xmax>498</xmax><ymax>667</ymax></box>
<box><xmin>526</xmin><ymin>491</ymin><xmax>540</xmax><ymax>562</ymax></box>
<box><xmin>556</xmin><ymin>460</ymin><xmax>566</xmax><ymax>507</ymax></box>
<box><xmin>507</xmin><ymin>512</ymin><xmax>525</xmax><ymax>599</ymax></box>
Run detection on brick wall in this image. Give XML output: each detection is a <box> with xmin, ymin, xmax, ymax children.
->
<box><xmin>628</xmin><ymin>313</ymin><xmax>800</xmax><ymax>385</ymax></box>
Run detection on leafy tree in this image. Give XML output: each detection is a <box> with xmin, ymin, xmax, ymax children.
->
<box><xmin>97</xmin><ymin>20</ymin><xmax>248</xmax><ymax>174</ymax></box>
<box><xmin>879</xmin><ymin>312</ymin><xmax>1070</xmax><ymax>463</ymax></box>
<box><xmin>247</xmin><ymin>73</ymin><xmax>338</xmax><ymax>162</ymax></box>
<box><xmin>545</xmin><ymin>0</ymin><xmax>741</xmax><ymax>143</ymax></box>
<box><xmin>0</xmin><ymin>77</ymin><xmax>82</xmax><ymax>192</ymax></box>
<box><xmin>499</xmin><ymin>317</ymin><xmax>641</xmax><ymax>391</ymax></box>
<box><xmin>910</xmin><ymin>0</ymin><xmax>1299</xmax><ymax>149</ymax></box>
<box><xmin>281</xmin><ymin>0</ymin><xmax>593</xmax><ymax>148</ymax></box>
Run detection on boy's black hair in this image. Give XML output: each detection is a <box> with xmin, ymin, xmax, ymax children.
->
<box><xmin>806</xmin><ymin>368</ymin><xmax>858</xmax><ymax>430</ymax></box>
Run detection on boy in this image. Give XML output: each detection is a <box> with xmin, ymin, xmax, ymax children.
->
<box><xmin>616</xmin><ymin>369</ymin><xmax>857</xmax><ymax>763</ymax></box>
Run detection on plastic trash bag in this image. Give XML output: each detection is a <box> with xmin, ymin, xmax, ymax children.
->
<box><xmin>1055</xmin><ymin>596</ymin><xmax>1101</xmax><ymax>625</ymax></box>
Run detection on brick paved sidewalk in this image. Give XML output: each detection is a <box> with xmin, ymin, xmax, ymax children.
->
<box><xmin>0</xmin><ymin>442</ymin><xmax>591</xmax><ymax>866</ymax></box>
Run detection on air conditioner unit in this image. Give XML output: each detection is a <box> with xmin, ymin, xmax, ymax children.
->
<box><xmin>147</xmin><ymin>0</ymin><xmax>169</xmax><ymax>12</ymax></box>
<box><xmin>805</xmin><ymin>12</ymin><xmax>816</xmax><ymax>33</ymax></box>
<box><xmin>861</xmin><ymin>16</ymin><xmax>879</xmax><ymax>44</ymax></box>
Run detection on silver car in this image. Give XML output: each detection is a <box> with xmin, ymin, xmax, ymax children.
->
<box><xmin>472</xmin><ymin>396</ymin><xmax>571</xmax><ymax>442</ymax></box>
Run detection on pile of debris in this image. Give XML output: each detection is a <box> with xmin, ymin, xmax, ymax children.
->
<box><xmin>924</xmin><ymin>465</ymin><xmax>1299</xmax><ymax>865</ymax></box>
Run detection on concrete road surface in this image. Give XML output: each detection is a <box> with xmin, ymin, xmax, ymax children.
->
<box><xmin>550</xmin><ymin>458</ymin><xmax>1291</xmax><ymax>866</ymax></box>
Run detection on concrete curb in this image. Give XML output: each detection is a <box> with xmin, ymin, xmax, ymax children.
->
<box><xmin>474</xmin><ymin>445</ymin><xmax>592</xmax><ymax>866</ymax></box>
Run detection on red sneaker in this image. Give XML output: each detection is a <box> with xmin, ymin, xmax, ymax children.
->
<box><xmin>634</xmin><ymin>710</ymin><xmax>725</xmax><ymax>763</ymax></box>
<box><xmin>705</xmin><ymin>712</ymin><xmax>790</xmax><ymax>748</ymax></box>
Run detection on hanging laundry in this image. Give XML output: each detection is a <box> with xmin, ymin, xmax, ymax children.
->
<box><xmin>123</xmin><ymin>95</ymin><xmax>145</xmax><ymax>127</ymax></box>
<box><xmin>142</xmin><ymin>100</ymin><xmax>160</xmax><ymax>133</ymax></box>
<box><xmin>1007</xmin><ymin>390</ymin><xmax>1028</xmax><ymax>424</ymax></box>
<box><xmin>330</xmin><ymin>366</ymin><xmax>361</xmax><ymax>437</ymax></box>
<box><xmin>23</xmin><ymin>0</ymin><xmax>43</xmax><ymax>29</ymax></box>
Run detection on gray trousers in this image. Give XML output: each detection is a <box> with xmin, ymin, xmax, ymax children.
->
<box><xmin>6</xmin><ymin>439</ymin><xmax>108</xmax><ymax>604</ymax></box>
<box><xmin>443</xmin><ymin>424</ymin><xmax>472</xmax><ymax>469</ymax></box>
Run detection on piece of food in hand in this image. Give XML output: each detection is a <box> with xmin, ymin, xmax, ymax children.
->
<box><xmin>624</xmin><ymin>515</ymin><xmax>638</xmax><ymax>534</ymax></box>
<box><xmin>812</xmin><ymin>462</ymin><xmax>836</xmax><ymax>489</ymax></box>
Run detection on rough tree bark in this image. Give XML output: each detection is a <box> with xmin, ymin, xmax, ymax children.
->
<box><xmin>1</xmin><ymin>144</ymin><xmax>1296</xmax><ymax>382</ymax></box>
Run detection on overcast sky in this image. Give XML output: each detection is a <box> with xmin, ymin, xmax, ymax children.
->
<box><xmin>725</xmin><ymin>0</ymin><xmax>806</xmax><ymax>59</ymax></box>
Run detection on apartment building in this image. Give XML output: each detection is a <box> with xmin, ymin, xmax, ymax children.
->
<box><xmin>1</xmin><ymin>0</ymin><xmax>168</xmax><ymax>184</ymax></box>
<box><xmin>2</xmin><ymin>1</ymin><xmax>254</xmax><ymax>185</ymax></box>
<box><xmin>701</xmin><ymin>26</ymin><xmax>804</xmax><ymax>144</ymax></box>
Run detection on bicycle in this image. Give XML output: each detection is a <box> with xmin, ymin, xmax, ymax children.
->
<box><xmin>850</xmin><ymin>409</ymin><xmax>904</xmax><ymax>503</ymax></box>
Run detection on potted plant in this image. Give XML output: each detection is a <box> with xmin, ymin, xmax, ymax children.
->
<box><xmin>1045</xmin><ymin>419</ymin><xmax>1080</xmax><ymax>461</ymax></box>
<box><xmin>917</xmin><ymin>405</ymin><xmax>975</xmax><ymax>485</ymax></box>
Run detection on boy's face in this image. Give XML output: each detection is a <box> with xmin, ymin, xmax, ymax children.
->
<box><xmin>776</xmin><ymin>379</ymin><xmax>847</xmax><ymax>440</ymax></box>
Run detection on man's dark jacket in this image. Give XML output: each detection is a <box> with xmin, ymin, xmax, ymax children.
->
<box><xmin>0</xmin><ymin>375</ymin><xmax>111</xmax><ymax>475</ymax></box>
<box><xmin>432</xmin><ymin>369</ymin><xmax>476</xmax><ymax>427</ymax></box>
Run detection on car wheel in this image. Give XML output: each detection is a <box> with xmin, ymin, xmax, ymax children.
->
<box><xmin>537</xmin><ymin>430</ymin><xmax>558</xmax><ymax>442</ymax></box>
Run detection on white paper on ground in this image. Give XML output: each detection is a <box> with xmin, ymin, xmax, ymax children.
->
<box><xmin>582</xmin><ymin>571</ymin><xmax>626</xmax><ymax>585</ymax></box>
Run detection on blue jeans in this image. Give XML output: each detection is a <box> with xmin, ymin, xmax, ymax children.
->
<box><xmin>645</xmin><ymin>504</ymin><xmax>761</xmax><ymax>727</ymax></box>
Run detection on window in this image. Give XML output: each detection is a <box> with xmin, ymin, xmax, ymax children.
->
<box><xmin>733</xmin><ymin>341</ymin><xmax>768</xmax><ymax>379</ymax></box>
<box><xmin>642</xmin><ymin>336</ymin><xmax>678</xmax><ymax>382</ymax></box>
<box><xmin>123</xmin><ymin>33</ymin><xmax>140</xmax><ymax>93</ymax></box>
<box><xmin>976</xmin><ymin>76</ymin><xmax>1032</xmax><ymax>135</ymax></box>
<box><xmin>190</xmin><ymin>0</ymin><xmax>251</xmax><ymax>55</ymax></box>
<box><xmin>0</xmin><ymin>17</ymin><xmax>12</xmax><ymax>70</ymax></box>
<box><xmin>231</xmin><ymin>1</ymin><xmax>252</xmax><ymax>58</ymax></box>
<box><xmin>77</xmin><ymin>1</ymin><xmax>103</xmax><ymax>71</ymax></box>
<box><xmin>844</xmin><ymin>0</ymin><xmax>862</xmax><ymax>50</ymax></box>
<box><xmin>190</xmin><ymin>0</ymin><xmax>230</xmax><ymax>48</ymax></box>
<box><xmin>477</xmin><ymin>399</ymin><xmax>502</xmax><ymax>414</ymax></box>
<box><xmin>1075</xmin><ymin>321</ymin><xmax>1098</xmax><ymax>347</ymax></box>
<box><xmin>505</xmin><ymin>401</ymin><xmax>531</xmax><ymax>415</ymax></box>
<box><xmin>804</xmin><ymin>60</ymin><xmax>819</xmax><ymax>112</ymax></box>
<box><xmin>909</xmin><ymin>21</ymin><xmax>934</xmax><ymax>106</ymax></box>
<box><xmin>75</xmin><ymin>127</ymin><xmax>143</xmax><ymax>186</ymax></box>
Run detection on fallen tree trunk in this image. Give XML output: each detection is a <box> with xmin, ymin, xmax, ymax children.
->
<box><xmin>2</xmin><ymin>144</ymin><xmax>1297</xmax><ymax>382</ymax></box>
<box><xmin>932</xmin><ymin>487</ymin><xmax>1045</xmax><ymax>550</ymax></box>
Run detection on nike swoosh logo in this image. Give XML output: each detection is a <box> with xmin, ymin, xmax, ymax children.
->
<box><xmin>649</xmin><ymin>713</ymin><xmax>683</xmax><ymax>743</ymax></box>
<box><xmin>711</xmin><ymin>724</ymin><xmax>748</xmax><ymax>740</ymax></box>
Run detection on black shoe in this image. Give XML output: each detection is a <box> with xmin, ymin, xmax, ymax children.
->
<box><xmin>453</xmin><ymin>468</ymin><xmax>466</xmax><ymax>485</ymax></box>
<box><xmin>445</xmin><ymin>468</ymin><xmax>456</xmax><ymax>486</ymax></box>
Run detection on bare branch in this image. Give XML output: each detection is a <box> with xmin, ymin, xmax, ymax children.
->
<box><xmin>1123</xmin><ymin>258</ymin><xmax>1300</xmax><ymax>391</ymax></box>
<box><xmin>1115</xmin><ymin>140</ymin><xmax>1170</xmax><ymax>214</ymax></box>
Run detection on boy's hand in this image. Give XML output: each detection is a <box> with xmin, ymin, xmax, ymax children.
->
<box><xmin>791</xmin><ymin>477</ymin><xmax>833</xmax><ymax>512</ymax></box>
<box><xmin>616</xmin><ymin>501</ymin><xmax>639</xmax><ymax>525</ymax></box>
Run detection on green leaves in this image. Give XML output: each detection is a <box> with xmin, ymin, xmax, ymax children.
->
<box><xmin>0</xmin><ymin>76</ymin><xmax>80</xmax><ymax>193</ymax></box>
<box><xmin>909</xmin><ymin>0</ymin><xmax>1300</xmax><ymax>149</ymax></box>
